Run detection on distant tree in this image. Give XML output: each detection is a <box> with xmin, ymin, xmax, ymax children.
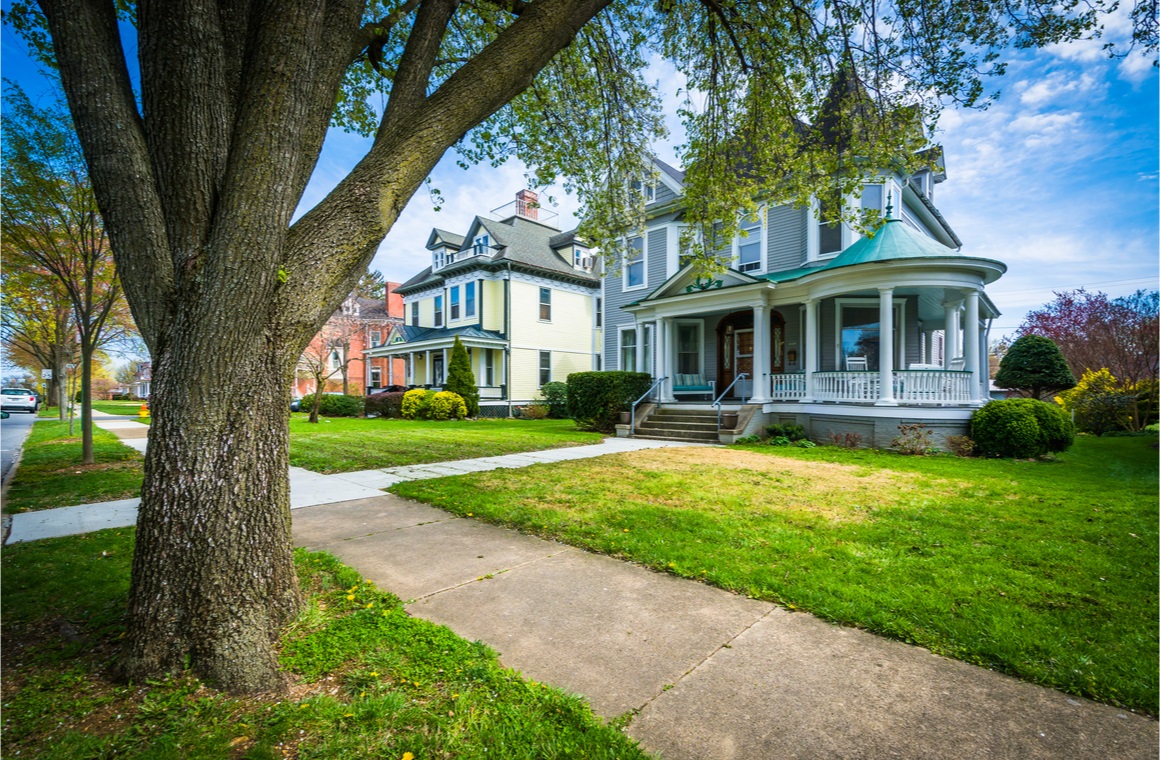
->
<box><xmin>356</xmin><ymin>270</ymin><xmax>387</xmax><ymax>302</ymax></box>
<box><xmin>995</xmin><ymin>335</ymin><xmax>1076</xmax><ymax>400</ymax></box>
<box><xmin>0</xmin><ymin>264</ymin><xmax>78</xmax><ymax>415</ymax></box>
<box><xmin>443</xmin><ymin>337</ymin><xmax>479</xmax><ymax>417</ymax></box>
<box><xmin>1018</xmin><ymin>289</ymin><xmax>1159</xmax><ymax>385</ymax></box>
<box><xmin>2</xmin><ymin>83</ymin><xmax>137</xmax><ymax>462</ymax></box>
<box><xmin>296</xmin><ymin>314</ymin><xmax>362</xmax><ymax>423</ymax></box>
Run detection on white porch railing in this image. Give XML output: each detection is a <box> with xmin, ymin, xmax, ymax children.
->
<box><xmin>812</xmin><ymin>371</ymin><xmax>881</xmax><ymax>402</ymax></box>
<box><xmin>892</xmin><ymin>370</ymin><xmax>974</xmax><ymax>404</ymax></box>
<box><xmin>767</xmin><ymin>370</ymin><xmax>974</xmax><ymax>405</ymax></box>
<box><xmin>770</xmin><ymin>372</ymin><xmax>807</xmax><ymax>400</ymax></box>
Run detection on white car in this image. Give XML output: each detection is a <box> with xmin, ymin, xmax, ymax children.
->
<box><xmin>1</xmin><ymin>388</ymin><xmax>39</xmax><ymax>413</ymax></box>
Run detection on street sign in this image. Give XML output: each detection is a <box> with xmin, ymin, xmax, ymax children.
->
<box><xmin>41</xmin><ymin>368</ymin><xmax>53</xmax><ymax>379</ymax></box>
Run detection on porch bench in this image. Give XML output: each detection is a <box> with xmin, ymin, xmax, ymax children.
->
<box><xmin>672</xmin><ymin>373</ymin><xmax>715</xmax><ymax>399</ymax></box>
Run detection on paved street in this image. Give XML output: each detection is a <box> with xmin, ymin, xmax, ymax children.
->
<box><xmin>0</xmin><ymin>409</ymin><xmax>38</xmax><ymax>485</ymax></box>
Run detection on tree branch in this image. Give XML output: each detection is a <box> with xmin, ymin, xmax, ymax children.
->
<box><xmin>37</xmin><ymin>0</ymin><xmax>172</xmax><ymax>351</ymax></box>
<box><xmin>381</xmin><ymin>0</ymin><xmax>462</xmax><ymax>126</ymax></box>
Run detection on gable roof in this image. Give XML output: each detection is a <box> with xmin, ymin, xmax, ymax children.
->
<box><xmin>426</xmin><ymin>229</ymin><xmax>465</xmax><ymax>250</ymax></box>
<box><xmin>397</xmin><ymin>215</ymin><xmax>598</xmax><ymax>295</ymax></box>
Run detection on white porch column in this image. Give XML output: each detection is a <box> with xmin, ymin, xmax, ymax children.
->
<box><xmin>802</xmin><ymin>298</ymin><xmax>818</xmax><ymax>402</ymax></box>
<box><xmin>635</xmin><ymin>320</ymin><xmax>645</xmax><ymax>375</ymax></box>
<box><xmin>751</xmin><ymin>303</ymin><xmax>772</xmax><ymax>403</ymax></box>
<box><xmin>942</xmin><ymin>304</ymin><xmax>955</xmax><ymax>368</ymax></box>
<box><xmin>658</xmin><ymin>317</ymin><xmax>676</xmax><ymax>403</ymax></box>
<box><xmin>876</xmin><ymin>287</ymin><xmax>897</xmax><ymax>405</ymax></box>
<box><xmin>965</xmin><ymin>290</ymin><xmax>982</xmax><ymax>402</ymax></box>
<box><xmin>424</xmin><ymin>350</ymin><xmax>432</xmax><ymax>385</ymax></box>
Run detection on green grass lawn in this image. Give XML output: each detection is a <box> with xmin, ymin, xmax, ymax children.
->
<box><xmin>1</xmin><ymin>529</ymin><xmax>647</xmax><ymax>758</ymax></box>
<box><xmin>288</xmin><ymin>416</ymin><xmax>603</xmax><ymax>473</ymax></box>
<box><xmin>90</xmin><ymin>400</ymin><xmax>148</xmax><ymax>416</ymax></box>
<box><xmin>392</xmin><ymin>436</ymin><xmax>1160</xmax><ymax>714</ymax></box>
<box><xmin>3</xmin><ymin>421</ymin><xmax>143</xmax><ymax>513</ymax></box>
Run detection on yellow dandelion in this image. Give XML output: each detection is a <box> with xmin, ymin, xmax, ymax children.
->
<box><xmin>366</xmin><ymin>602</ymin><xmax>374</xmax><ymax>608</ymax></box>
<box><xmin>370</xmin><ymin>672</ymin><xmax>379</xmax><ymax>677</ymax></box>
<box><xmin>402</xmin><ymin>753</ymin><xmax>414</xmax><ymax>760</ymax></box>
<box><xmin>623</xmin><ymin>528</ymin><xmax>629</xmax><ymax>533</ymax></box>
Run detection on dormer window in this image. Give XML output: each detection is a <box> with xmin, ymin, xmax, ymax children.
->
<box><xmin>473</xmin><ymin>234</ymin><xmax>489</xmax><ymax>255</ymax></box>
<box><xmin>630</xmin><ymin>180</ymin><xmax>655</xmax><ymax>203</ymax></box>
<box><xmin>433</xmin><ymin>248</ymin><xmax>445</xmax><ymax>270</ymax></box>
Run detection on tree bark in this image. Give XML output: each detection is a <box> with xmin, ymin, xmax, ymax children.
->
<box><xmin>80</xmin><ymin>342</ymin><xmax>94</xmax><ymax>463</ymax></box>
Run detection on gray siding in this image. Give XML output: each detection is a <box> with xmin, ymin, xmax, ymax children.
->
<box><xmin>767</xmin><ymin>205</ymin><xmax>805</xmax><ymax>274</ymax></box>
<box><xmin>648</xmin><ymin>227</ymin><xmax>668</xmax><ymax>286</ymax></box>
<box><xmin>602</xmin><ymin>226</ymin><xmax>670</xmax><ymax>370</ymax></box>
<box><xmin>651</xmin><ymin>181</ymin><xmax>678</xmax><ymax>206</ymax></box>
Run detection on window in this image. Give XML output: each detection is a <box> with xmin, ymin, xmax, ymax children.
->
<box><xmin>450</xmin><ymin>286</ymin><xmax>461</xmax><ymax>320</ymax></box>
<box><xmin>465</xmin><ymin>282</ymin><xmax>476</xmax><ymax>318</ymax></box>
<box><xmin>620</xmin><ymin>329</ymin><xmax>637</xmax><ymax>371</ymax></box>
<box><xmin>862</xmin><ymin>184</ymin><xmax>883</xmax><ymax>215</ymax></box>
<box><xmin>819</xmin><ymin>194</ymin><xmax>842</xmax><ymax>256</ymax></box>
<box><xmin>371</xmin><ymin>330</ymin><xmax>381</xmax><ymax>347</ymax></box>
<box><xmin>473</xmin><ymin>234</ymin><xmax>489</xmax><ymax>255</ymax></box>
<box><xmin>837</xmin><ymin>300</ymin><xmax>904</xmax><ymax>371</ymax></box>
<box><xmin>434</xmin><ymin>295</ymin><xmax>443</xmax><ymax>327</ymax></box>
<box><xmin>736</xmin><ymin>211</ymin><xmax>762</xmax><ymax>273</ymax></box>
<box><xmin>433</xmin><ymin>353</ymin><xmax>444</xmax><ymax>385</ymax></box>
<box><xmin>329</xmin><ymin>350</ymin><xmax>341</xmax><ymax>371</ymax></box>
<box><xmin>485</xmin><ymin>350</ymin><xmax>495</xmax><ymax>386</ymax></box>
<box><xmin>433</xmin><ymin>249</ymin><xmax>445</xmax><ymax>270</ymax></box>
<box><xmin>594</xmin><ymin>354</ymin><xmax>602</xmax><ymax>371</ymax></box>
<box><xmin>539</xmin><ymin>287</ymin><xmax>552</xmax><ymax>321</ymax></box>
<box><xmin>370</xmin><ymin>367</ymin><xmax>382</xmax><ymax>388</ymax></box>
<box><xmin>411</xmin><ymin>302</ymin><xmax>419</xmax><ymax>327</ymax></box>
<box><xmin>625</xmin><ymin>236</ymin><xmax>645</xmax><ymax>289</ymax></box>
<box><xmin>595</xmin><ymin>297</ymin><xmax>602</xmax><ymax>327</ymax></box>
<box><xmin>630</xmin><ymin>179</ymin><xmax>655</xmax><ymax>202</ymax></box>
<box><xmin>539</xmin><ymin>351</ymin><xmax>551</xmax><ymax>386</ymax></box>
<box><xmin>676</xmin><ymin>322</ymin><xmax>701</xmax><ymax>374</ymax></box>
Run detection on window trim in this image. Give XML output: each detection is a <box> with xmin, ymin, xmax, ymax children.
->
<box><xmin>411</xmin><ymin>301</ymin><xmax>419</xmax><ymax>327</ymax></box>
<box><xmin>485</xmin><ymin>349</ymin><xmax>495</xmax><ymax>386</ymax></box>
<box><xmin>732</xmin><ymin>207</ymin><xmax>766</xmax><ymax>274</ymax></box>
<box><xmin>622</xmin><ymin>234</ymin><xmax>648</xmax><ymax>292</ymax></box>
<box><xmin>450</xmin><ymin>285</ymin><xmax>461</xmax><ymax>320</ymax></box>
<box><xmin>434</xmin><ymin>295</ymin><xmax>444</xmax><ymax>328</ymax></box>
<box><xmin>538</xmin><ymin>287</ymin><xmax>552</xmax><ymax>322</ymax></box>
<box><xmin>833</xmin><ymin>297</ymin><xmax>906</xmax><ymax>371</ymax></box>
<box><xmin>595</xmin><ymin>296</ymin><xmax>602</xmax><ymax>328</ymax></box>
<box><xmin>619</xmin><ymin>326</ymin><xmax>638</xmax><ymax>372</ymax></box>
<box><xmin>674</xmin><ymin>319</ymin><xmax>704</xmax><ymax>376</ymax></box>
<box><xmin>539</xmin><ymin>350</ymin><xmax>552</xmax><ymax>387</ymax></box>
<box><xmin>465</xmin><ymin>282</ymin><xmax>476</xmax><ymax>318</ymax></box>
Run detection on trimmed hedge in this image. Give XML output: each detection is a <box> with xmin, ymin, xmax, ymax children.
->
<box><xmin>429</xmin><ymin>391</ymin><xmax>468</xmax><ymax>420</ymax></box>
<box><xmin>566</xmin><ymin>371</ymin><xmax>652</xmax><ymax>433</ymax></box>
<box><xmin>970</xmin><ymin>398</ymin><xmax>1074</xmax><ymax>458</ymax></box>
<box><xmin>401</xmin><ymin>389</ymin><xmax>435</xmax><ymax>419</ymax></box>
<box><xmin>300</xmin><ymin>393</ymin><xmax>364</xmax><ymax>417</ymax></box>
<box><xmin>365</xmin><ymin>391</ymin><xmax>405</xmax><ymax>419</ymax></box>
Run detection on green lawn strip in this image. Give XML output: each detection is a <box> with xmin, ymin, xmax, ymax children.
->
<box><xmin>288</xmin><ymin>416</ymin><xmax>603</xmax><ymax>473</ymax></box>
<box><xmin>90</xmin><ymin>401</ymin><xmax>148</xmax><ymax>416</ymax></box>
<box><xmin>3</xmin><ymin>421</ymin><xmax>143</xmax><ymax>514</ymax></box>
<box><xmin>391</xmin><ymin>436</ymin><xmax>1160</xmax><ymax>714</ymax></box>
<box><xmin>1</xmin><ymin>530</ymin><xmax>647</xmax><ymax>759</ymax></box>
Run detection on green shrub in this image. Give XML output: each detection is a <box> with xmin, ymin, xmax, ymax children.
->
<box><xmin>566</xmin><ymin>371</ymin><xmax>653</xmax><ymax>433</ymax></box>
<box><xmin>401</xmin><ymin>389</ymin><xmax>434</xmax><ymax>420</ymax></box>
<box><xmin>765</xmin><ymin>423</ymin><xmax>806</xmax><ymax>441</ymax></box>
<box><xmin>970</xmin><ymin>398</ymin><xmax>1072</xmax><ymax>458</ymax></box>
<box><xmin>365</xmin><ymin>391</ymin><xmax>405</xmax><ymax>418</ymax></box>
<box><xmin>444</xmin><ymin>337</ymin><xmax>480</xmax><ymax>417</ymax></box>
<box><xmin>539</xmin><ymin>381</ymin><xmax>569</xmax><ymax>419</ymax></box>
<box><xmin>299</xmin><ymin>393</ymin><xmax>364</xmax><ymax>417</ymax></box>
<box><xmin>519</xmin><ymin>403</ymin><xmax>550</xmax><ymax>420</ymax></box>
<box><xmin>429</xmin><ymin>391</ymin><xmax>467</xmax><ymax>420</ymax></box>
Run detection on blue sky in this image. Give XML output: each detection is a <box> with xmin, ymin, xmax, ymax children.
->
<box><xmin>4</xmin><ymin>15</ymin><xmax>1156</xmax><ymax>340</ymax></box>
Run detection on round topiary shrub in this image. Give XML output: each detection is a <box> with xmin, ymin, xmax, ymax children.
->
<box><xmin>428</xmin><ymin>391</ymin><xmax>467</xmax><ymax>420</ymax></box>
<box><xmin>401</xmin><ymin>389</ymin><xmax>434</xmax><ymax>420</ymax></box>
<box><xmin>1017</xmin><ymin>398</ymin><xmax>1075</xmax><ymax>453</ymax></box>
<box><xmin>970</xmin><ymin>398</ymin><xmax>1072</xmax><ymax>458</ymax></box>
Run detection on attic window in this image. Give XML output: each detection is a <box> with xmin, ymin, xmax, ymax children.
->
<box><xmin>630</xmin><ymin>180</ymin><xmax>655</xmax><ymax>203</ymax></box>
<box><xmin>473</xmin><ymin>234</ymin><xmax>490</xmax><ymax>255</ymax></box>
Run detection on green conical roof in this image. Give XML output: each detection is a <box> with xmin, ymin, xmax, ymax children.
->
<box><xmin>828</xmin><ymin>217</ymin><xmax>961</xmax><ymax>267</ymax></box>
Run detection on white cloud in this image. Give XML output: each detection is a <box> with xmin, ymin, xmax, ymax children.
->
<box><xmin>1016</xmin><ymin>71</ymin><xmax>1101</xmax><ymax>106</ymax></box>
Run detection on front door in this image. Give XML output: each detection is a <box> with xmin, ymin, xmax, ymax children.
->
<box><xmin>734</xmin><ymin>329</ymin><xmax>754</xmax><ymax>398</ymax></box>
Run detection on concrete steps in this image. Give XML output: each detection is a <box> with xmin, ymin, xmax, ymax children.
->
<box><xmin>635</xmin><ymin>407</ymin><xmax>722</xmax><ymax>442</ymax></box>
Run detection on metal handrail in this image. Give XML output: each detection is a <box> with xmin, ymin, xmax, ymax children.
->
<box><xmin>630</xmin><ymin>376</ymin><xmax>668</xmax><ymax>434</ymax></box>
<box><xmin>713</xmin><ymin>373</ymin><xmax>749</xmax><ymax>429</ymax></box>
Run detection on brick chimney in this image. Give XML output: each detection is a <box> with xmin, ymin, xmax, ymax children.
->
<box><xmin>384</xmin><ymin>282</ymin><xmax>405</xmax><ymax>319</ymax></box>
<box><xmin>515</xmin><ymin>189</ymin><xmax>538</xmax><ymax>221</ymax></box>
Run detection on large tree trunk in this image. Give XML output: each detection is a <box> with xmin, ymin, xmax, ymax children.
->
<box><xmin>80</xmin><ymin>342</ymin><xmax>94</xmax><ymax>463</ymax></box>
<box><xmin>121</xmin><ymin>334</ymin><xmax>301</xmax><ymax>691</ymax></box>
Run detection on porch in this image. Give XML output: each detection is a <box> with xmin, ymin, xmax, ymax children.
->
<box><xmin>766</xmin><ymin>369</ymin><xmax>974</xmax><ymax>405</ymax></box>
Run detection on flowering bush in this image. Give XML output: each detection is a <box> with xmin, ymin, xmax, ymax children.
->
<box><xmin>429</xmin><ymin>391</ymin><xmax>467</xmax><ymax>421</ymax></box>
<box><xmin>401</xmin><ymin>389</ymin><xmax>434</xmax><ymax>420</ymax></box>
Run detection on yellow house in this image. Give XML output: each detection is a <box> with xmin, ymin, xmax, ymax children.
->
<box><xmin>366</xmin><ymin>190</ymin><xmax>603</xmax><ymax>415</ymax></box>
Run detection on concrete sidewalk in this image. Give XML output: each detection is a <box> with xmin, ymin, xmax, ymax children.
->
<box><xmin>295</xmin><ymin>494</ymin><xmax>1158</xmax><ymax>760</ymax></box>
<box><xmin>4</xmin><ymin>425</ymin><xmax>690</xmax><ymax>543</ymax></box>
